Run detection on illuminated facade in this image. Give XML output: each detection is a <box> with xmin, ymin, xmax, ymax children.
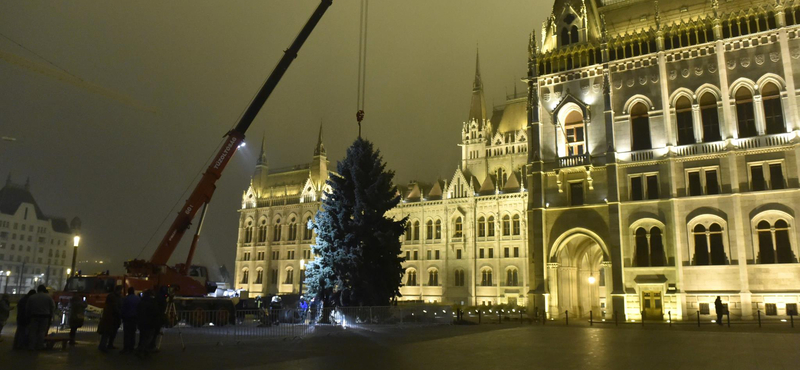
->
<box><xmin>236</xmin><ymin>0</ymin><xmax>800</xmax><ymax>320</ymax></box>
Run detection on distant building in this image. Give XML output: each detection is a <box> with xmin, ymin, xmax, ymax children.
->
<box><xmin>236</xmin><ymin>0</ymin><xmax>800</xmax><ymax>321</ymax></box>
<box><xmin>0</xmin><ymin>175</ymin><xmax>76</xmax><ymax>293</ymax></box>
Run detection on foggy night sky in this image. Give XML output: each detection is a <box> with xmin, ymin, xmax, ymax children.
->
<box><xmin>1</xmin><ymin>1</ymin><xmax>547</xmax><ymax>277</ymax></box>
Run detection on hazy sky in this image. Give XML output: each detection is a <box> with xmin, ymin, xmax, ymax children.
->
<box><xmin>1</xmin><ymin>0</ymin><xmax>548</xmax><ymax>276</ymax></box>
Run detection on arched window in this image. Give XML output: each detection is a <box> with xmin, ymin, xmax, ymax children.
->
<box><xmin>435</xmin><ymin>220</ymin><xmax>442</xmax><ymax>239</ymax></box>
<box><xmin>512</xmin><ymin>215</ymin><xmax>521</xmax><ymax>235</ymax></box>
<box><xmin>244</xmin><ymin>220</ymin><xmax>254</xmax><ymax>243</ymax></box>
<box><xmin>478</xmin><ymin>217</ymin><xmax>486</xmax><ymax>237</ymax></box>
<box><xmin>506</xmin><ymin>268</ymin><xmax>519</xmax><ymax>286</ymax></box>
<box><xmin>426</xmin><ymin>220</ymin><xmax>433</xmax><ymax>240</ymax></box>
<box><xmin>285</xmin><ymin>268</ymin><xmax>294</xmax><ymax>284</ymax></box>
<box><xmin>497</xmin><ymin>168</ymin><xmax>507</xmax><ymax>189</ymax></box>
<box><xmin>675</xmin><ymin>96</ymin><xmax>695</xmax><ymax>146</ymax></box>
<box><xmin>303</xmin><ymin>216</ymin><xmax>313</xmax><ymax>240</ymax></box>
<box><xmin>570</xmin><ymin>25</ymin><xmax>579</xmax><ymax>44</ymax></box>
<box><xmin>481</xmin><ymin>269</ymin><xmax>493</xmax><ymax>286</ymax></box>
<box><xmin>762</xmin><ymin>83</ymin><xmax>785</xmax><ymax>134</ymax></box>
<box><xmin>241</xmin><ymin>269</ymin><xmax>249</xmax><ymax>284</ymax></box>
<box><xmin>650</xmin><ymin>227</ymin><xmax>666</xmax><ymax>266</ymax></box>
<box><xmin>454</xmin><ymin>217</ymin><xmax>463</xmax><ymax>237</ymax></box>
<box><xmin>634</xmin><ymin>227</ymin><xmax>649</xmax><ymax>267</ymax></box>
<box><xmin>630</xmin><ymin>102</ymin><xmax>652</xmax><ymax>151</ymax></box>
<box><xmin>757</xmin><ymin>219</ymin><xmax>796</xmax><ymax>263</ymax></box>
<box><xmin>255</xmin><ymin>268</ymin><xmax>263</xmax><ymax>284</ymax></box>
<box><xmin>428</xmin><ymin>269</ymin><xmax>439</xmax><ymax>286</ymax></box>
<box><xmin>502</xmin><ymin>215</ymin><xmax>511</xmax><ymax>236</ymax></box>
<box><xmin>273</xmin><ymin>218</ymin><xmax>281</xmax><ymax>241</ymax></box>
<box><xmin>454</xmin><ymin>270</ymin><xmax>465</xmax><ymax>286</ymax></box>
<box><xmin>709</xmin><ymin>223</ymin><xmax>727</xmax><ymax>265</ymax></box>
<box><xmin>406</xmin><ymin>270</ymin><xmax>417</xmax><ymax>286</ymax></box>
<box><xmin>258</xmin><ymin>219</ymin><xmax>268</xmax><ymax>243</ymax></box>
<box><xmin>487</xmin><ymin>216</ymin><xmax>496</xmax><ymax>237</ymax></box>
<box><xmin>413</xmin><ymin>221</ymin><xmax>420</xmax><ymax>240</ymax></box>
<box><xmin>735</xmin><ymin>87</ymin><xmax>757</xmax><ymax>138</ymax></box>
<box><xmin>693</xmin><ymin>224</ymin><xmax>710</xmax><ymax>265</ymax></box>
<box><xmin>561</xmin><ymin>27</ymin><xmax>570</xmax><ymax>46</ymax></box>
<box><xmin>563</xmin><ymin>110</ymin><xmax>585</xmax><ymax>156</ymax></box>
<box><xmin>288</xmin><ymin>217</ymin><xmax>297</xmax><ymax>241</ymax></box>
<box><xmin>690</xmin><ymin>220</ymin><xmax>728</xmax><ymax>265</ymax></box>
<box><xmin>405</xmin><ymin>222</ymin><xmax>411</xmax><ymax>240</ymax></box>
<box><xmin>699</xmin><ymin>93</ymin><xmax>721</xmax><ymax>142</ymax></box>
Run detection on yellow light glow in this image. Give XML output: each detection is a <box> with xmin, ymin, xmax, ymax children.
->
<box><xmin>73</xmin><ymin>235</ymin><xmax>81</xmax><ymax>247</ymax></box>
<box><xmin>588</xmin><ymin>276</ymin><xmax>596</xmax><ymax>284</ymax></box>
<box><xmin>66</xmin><ymin>268</ymin><xmax>71</xmax><ymax>275</ymax></box>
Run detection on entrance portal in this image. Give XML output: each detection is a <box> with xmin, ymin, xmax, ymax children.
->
<box><xmin>641</xmin><ymin>290</ymin><xmax>663</xmax><ymax>320</ymax></box>
<box><xmin>549</xmin><ymin>232</ymin><xmax>610</xmax><ymax>318</ymax></box>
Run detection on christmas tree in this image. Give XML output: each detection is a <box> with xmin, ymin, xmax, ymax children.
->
<box><xmin>304</xmin><ymin>137</ymin><xmax>406</xmax><ymax>307</ymax></box>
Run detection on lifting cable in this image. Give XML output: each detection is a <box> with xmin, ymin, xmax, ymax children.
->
<box><xmin>356</xmin><ymin>0</ymin><xmax>369</xmax><ymax>137</ymax></box>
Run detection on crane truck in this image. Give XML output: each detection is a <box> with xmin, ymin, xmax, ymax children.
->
<box><xmin>54</xmin><ymin>0</ymin><xmax>333</xmax><ymax>326</ymax></box>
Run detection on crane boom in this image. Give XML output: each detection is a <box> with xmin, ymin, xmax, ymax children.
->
<box><xmin>147</xmin><ymin>0</ymin><xmax>333</xmax><ymax>266</ymax></box>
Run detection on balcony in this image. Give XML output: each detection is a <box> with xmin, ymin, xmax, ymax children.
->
<box><xmin>735</xmin><ymin>132</ymin><xmax>794</xmax><ymax>150</ymax></box>
<box><xmin>620</xmin><ymin>133</ymin><xmax>797</xmax><ymax>164</ymax></box>
<box><xmin>557</xmin><ymin>154</ymin><xmax>590</xmax><ymax>168</ymax></box>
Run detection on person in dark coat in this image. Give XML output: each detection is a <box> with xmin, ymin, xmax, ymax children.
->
<box><xmin>98</xmin><ymin>285</ymin><xmax>123</xmax><ymax>352</ymax></box>
<box><xmin>148</xmin><ymin>286</ymin><xmax>169</xmax><ymax>350</ymax></box>
<box><xmin>26</xmin><ymin>285</ymin><xmax>55</xmax><ymax>350</ymax></box>
<box><xmin>121</xmin><ymin>287</ymin><xmax>140</xmax><ymax>353</ymax></box>
<box><xmin>136</xmin><ymin>289</ymin><xmax>157</xmax><ymax>357</ymax></box>
<box><xmin>0</xmin><ymin>294</ymin><xmax>10</xmax><ymax>340</ymax></box>
<box><xmin>12</xmin><ymin>290</ymin><xmax>35</xmax><ymax>349</ymax></box>
<box><xmin>714</xmin><ymin>296</ymin><xmax>725</xmax><ymax>326</ymax></box>
<box><xmin>68</xmin><ymin>294</ymin><xmax>87</xmax><ymax>345</ymax></box>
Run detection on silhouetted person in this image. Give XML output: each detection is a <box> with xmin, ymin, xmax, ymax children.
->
<box><xmin>0</xmin><ymin>294</ymin><xmax>10</xmax><ymax>341</ymax></box>
<box><xmin>148</xmin><ymin>286</ymin><xmax>168</xmax><ymax>351</ymax></box>
<box><xmin>136</xmin><ymin>289</ymin><xmax>157</xmax><ymax>357</ymax></box>
<box><xmin>68</xmin><ymin>294</ymin><xmax>87</xmax><ymax>345</ymax></box>
<box><xmin>98</xmin><ymin>285</ymin><xmax>123</xmax><ymax>352</ymax></box>
<box><xmin>121</xmin><ymin>287</ymin><xmax>140</xmax><ymax>353</ymax></box>
<box><xmin>714</xmin><ymin>296</ymin><xmax>724</xmax><ymax>326</ymax></box>
<box><xmin>26</xmin><ymin>285</ymin><xmax>55</xmax><ymax>350</ymax></box>
<box><xmin>12</xmin><ymin>290</ymin><xmax>35</xmax><ymax>349</ymax></box>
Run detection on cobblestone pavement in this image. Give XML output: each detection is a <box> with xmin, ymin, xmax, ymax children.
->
<box><xmin>2</xmin><ymin>323</ymin><xmax>799</xmax><ymax>370</ymax></box>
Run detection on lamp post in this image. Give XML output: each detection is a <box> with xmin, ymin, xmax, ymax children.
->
<box><xmin>71</xmin><ymin>234</ymin><xmax>80</xmax><ymax>277</ymax></box>
<box><xmin>299</xmin><ymin>259</ymin><xmax>305</xmax><ymax>297</ymax></box>
<box><xmin>2</xmin><ymin>271</ymin><xmax>9</xmax><ymax>293</ymax></box>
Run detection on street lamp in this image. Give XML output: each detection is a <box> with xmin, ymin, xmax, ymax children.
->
<box><xmin>2</xmin><ymin>271</ymin><xmax>9</xmax><ymax>293</ymax></box>
<box><xmin>588</xmin><ymin>275</ymin><xmax>596</xmax><ymax>285</ymax></box>
<box><xmin>299</xmin><ymin>259</ymin><xmax>305</xmax><ymax>297</ymax></box>
<box><xmin>70</xmin><ymin>217</ymin><xmax>81</xmax><ymax>277</ymax></box>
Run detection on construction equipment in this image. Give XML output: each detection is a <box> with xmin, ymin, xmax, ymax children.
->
<box><xmin>54</xmin><ymin>0</ymin><xmax>333</xmax><ymax>324</ymax></box>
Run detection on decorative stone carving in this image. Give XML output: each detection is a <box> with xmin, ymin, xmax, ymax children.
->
<box><xmin>770</xmin><ymin>52</ymin><xmax>780</xmax><ymax>62</ymax></box>
<box><xmin>708</xmin><ymin>63</ymin><xmax>717</xmax><ymax>73</ymax></box>
<box><xmin>592</xmin><ymin>83</ymin><xmax>602</xmax><ymax>92</ymax></box>
<box><xmin>694</xmin><ymin>67</ymin><xmax>703</xmax><ymax>76</ymax></box>
<box><xmin>614</xmin><ymin>80</ymin><xmax>623</xmax><ymax>89</ymax></box>
<box><xmin>638</xmin><ymin>76</ymin><xmax>647</xmax><ymax>85</ymax></box>
<box><xmin>650</xmin><ymin>74</ymin><xmax>659</xmax><ymax>83</ymax></box>
<box><xmin>581</xmin><ymin>84</ymin><xmax>590</xmax><ymax>94</ymax></box>
<box><xmin>681</xmin><ymin>69</ymin><xmax>690</xmax><ymax>78</ymax></box>
<box><xmin>740</xmin><ymin>57</ymin><xmax>750</xmax><ymax>68</ymax></box>
<box><xmin>553</xmin><ymin>91</ymin><xmax>562</xmax><ymax>99</ymax></box>
<box><xmin>669</xmin><ymin>70</ymin><xmax>677</xmax><ymax>80</ymax></box>
<box><xmin>727</xmin><ymin>60</ymin><xmax>736</xmax><ymax>69</ymax></box>
<box><xmin>543</xmin><ymin>91</ymin><xmax>551</xmax><ymax>101</ymax></box>
<box><xmin>626</xmin><ymin>79</ymin><xmax>635</xmax><ymax>87</ymax></box>
<box><xmin>755</xmin><ymin>54</ymin><xmax>765</xmax><ymax>65</ymax></box>
<box><xmin>791</xmin><ymin>48</ymin><xmax>800</xmax><ymax>59</ymax></box>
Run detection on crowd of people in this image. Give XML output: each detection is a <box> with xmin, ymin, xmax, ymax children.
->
<box><xmin>10</xmin><ymin>285</ymin><xmax>55</xmax><ymax>350</ymax></box>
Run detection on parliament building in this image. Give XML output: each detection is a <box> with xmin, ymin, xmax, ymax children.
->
<box><xmin>235</xmin><ymin>0</ymin><xmax>800</xmax><ymax>321</ymax></box>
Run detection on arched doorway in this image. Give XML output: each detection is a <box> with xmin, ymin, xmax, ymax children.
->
<box><xmin>548</xmin><ymin>231</ymin><xmax>610</xmax><ymax>319</ymax></box>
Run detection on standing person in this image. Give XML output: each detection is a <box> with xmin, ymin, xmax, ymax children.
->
<box><xmin>148</xmin><ymin>286</ymin><xmax>168</xmax><ymax>351</ymax></box>
<box><xmin>12</xmin><ymin>290</ymin><xmax>35</xmax><ymax>349</ymax></box>
<box><xmin>0</xmin><ymin>294</ymin><xmax>11</xmax><ymax>341</ymax></box>
<box><xmin>26</xmin><ymin>285</ymin><xmax>55</xmax><ymax>350</ymax></box>
<box><xmin>97</xmin><ymin>285</ymin><xmax>123</xmax><ymax>352</ymax></box>
<box><xmin>68</xmin><ymin>294</ymin><xmax>87</xmax><ymax>346</ymax></box>
<box><xmin>136</xmin><ymin>289</ymin><xmax>157</xmax><ymax>358</ymax></box>
<box><xmin>714</xmin><ymin>296</ymin><xmax>725</xmax><ymax>326</ymax></box>
<box><xmin>121</xmin><ymin>287</ymin><xmax>140</xmax><ymax>353</ymax></box>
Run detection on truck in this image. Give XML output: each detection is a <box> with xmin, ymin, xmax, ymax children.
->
<box><xmin>53</xmin><ymin>0</ymin><xmax>333</xmax><ymax>326</ymax></box>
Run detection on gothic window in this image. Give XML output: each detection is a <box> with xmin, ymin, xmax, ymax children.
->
<box><xmin>735</xmin><ymin>87</ymin><xmax>757</xmax><ymax>138</ymax></box>
<box><xmin>405</xmin><ymin>222</ymin><xmax>411</xmax><ymax>240</ymax></box>
<box><xmin>255</xmin><ymin>268</ymin><xmax>263</xmax><ymax>284</ymax></box>
<box><xmin>561</xmin><ymin>28</ymin><xmax>570</xmax><ymax>46</ymax></box>
<box><xmin>487</xmin><ymin>216</ymin><xmax>495</xmax><ymax>237</ymax></box>
<box><xmin>273</xmin><ymin>218</ymin><xmax>281</xmax><ymax>241</ymax></box>
<box><xmin>244</xmin><ymin>220</ymin><xmax>254</xmax><ymax>243</ymax></box>
<box><xmin>454</xmin><ymin>217</ymin><xmax>463</xmax><ymax>238</ymax></box>
<box><xmin>569</xmin><ymin>182</ymin><xmax>584</xmax><ymax>206</ymax></box>
<box><xmin>634</xmin><ymin>228</ymin><xmax>649</xmax><ymax>267</ymax></box>
<box><xmin>241</xmin><ymin>269</ymin><xmax>249</xmax><ymax>284</ymax></box>
<box><xmin>512</xmin><ymin>215</ymin><xmax>521</xmax><ymax>235</ymax></box>
<box><xmin>427</xmin><ymin>269</ymin><xmax>439</xmax><ymax>286</ymax></box>
<box><xmin>288</xmin><ymin>217</ymin><xmax>297</xmax><ymax>241</ymax></box>
<box><xmin>762</xmin><ymin>83</ymin><xmax>785</xmax><ymax>135</ymax></box>
<box><xmin>633</xmin><ymin>226</ymin><xmax>666</xmax><ymax>267</ymax></box>
<box><xmin>435</xmin><ymin>220</ymin><xmax>442</xmax><ymax>239</ymax></box>
<box><xmin>478</xmin><ymin>217</ymin><xmax>486</xmax><ymax>237</ymax></box>
<box><xmin>570</xmin><ymin>25</ymin><xmax>579</xmax><ymax>44</ymax></box>
<box><xmin>502</xmin><ymin>215</ymin><xmax>511</xmax><ymax>236</ymax></box>
<box><xmin>691</xmin><ymin>221</ymin><xmax>728</xmax><ymax>265</ymax></box>
<box><xmin>454</xmin><ymin>270</ymin><xmax>465</xmax><ymax>286</ymax></box>
<box><xmin>675</xmin><ymin>96</ymin><xmax>695</xmax><ymax>146</ymax></box>
<box><xmin>426</xmin><ymin>220</ymin><xmax>433</xmax><ymax>240</ymax></box>
<box><xmin>497</xmin><ymin>168</ymin><xmax>507</xmax><ymax>189</ymax></box>
<box><xmin>481</xmin><ymin>269</ymin><xmax>493</xmax><ymax>286</ymax></box>
<box><xmin>303</xmin><ymin>216</ymin><xmax>313</xmax><ymax>240</ymax></box>
<box><xmin>699</xmin><ymin>93</ymin><xmax>721</xmax><ymax>142</ymax></box>
<box><xmin>413</xmin><ymin>221</ymin><xmax>420</xmax><ymax>240</ymax></box>
<box><xmin>258</xmin><ymin>219</ymin><xmax>267</xmax><ymax>243</ymax></box>
<box><xmin>506</xmin><ymin>268</ymin><xmax>519</xmax><ymax>286</ymax></box>
<box><xmin>285</xmin><ymin>268</ymin><xmax>294</xmax><ymax>284</ymax></box>
<box><xmin>630</xmin><ymin>102</ymin><xmax>652</xmax><ymax>151</ymax></box>
<box><xmin>757</xmin><ymin>219</ymin><xmax>796</xmax><ymax>264</ymax></box>
<box><xmin>562</xmin><ymin>110</ymin><xmax>585</xmax><ymax>156</ymax></box>
<box><xmin>686</xmin><ymin>167</ymin><xmax>720</xmax><ymax>196</ymax></box>
<box><xmin>406</xmin><ymin>270</ymin><xmax>417</xmax><ymax>286</ymax></box>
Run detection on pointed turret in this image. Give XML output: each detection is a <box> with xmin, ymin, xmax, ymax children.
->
<box><xmin>257</xmin><ymin>133</ymin><xmax>268</xmax><ymax>166</ymax></box>
<box><xmin>314</xmin><ymin>123</ymin><xmax>326</xmax><ymax>157</ymax></box>
<box><xmin>252</xmin><ymin>133</ymin><xmax>269</xmax><ymax>196</ymax></box>
<box><xmin>310</xmin><ymin>123</ymin><xmax>328</xmax><ymax>189</ymax></box>
<box><xmin>468</xmin><ymin>49</ymin><xmax>487</xmax><ymax>126</ymax></box>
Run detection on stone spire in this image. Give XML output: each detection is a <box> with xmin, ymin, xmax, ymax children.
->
<box><xmin>468</xmin><ymin>48</ymin><xmax>487</xmax><ymax>126</ymax></box>
<box><xmin>257</xmin><ymin>133</ymin><xmax>268</xmax><ymax>166</ymax></box>
<box><xmin>314</xmin><ymin>122</ymin><xmax>326</xmax><ymax>157</ymax></box>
